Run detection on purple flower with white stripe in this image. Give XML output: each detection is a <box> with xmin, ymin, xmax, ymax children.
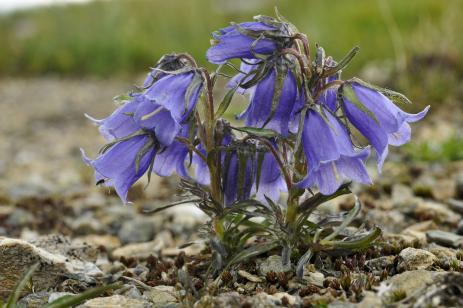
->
<box><xmin>341</xmin><ymin>82</ymin><xmax>429</xmax><ymax>170</ymax></box>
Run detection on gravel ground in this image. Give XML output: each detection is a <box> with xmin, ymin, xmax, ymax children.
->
<box><xmin>0</xmin><ymin>77</ymin><xmax>463</xmax><ymax>307</ymax></box>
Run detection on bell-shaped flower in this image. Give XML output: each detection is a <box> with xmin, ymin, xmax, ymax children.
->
<box><xmin>237</xmin><ymin>66</ymin><xmax>298</xmax><ymax>136</ymax></box>
<box><xmin>144</xmin><ymin>70</ymin><xmax>203</xmax><ymax>123</ymax></box>
<box><xmin>341</xmin><ymin>82</ymin><xmax>429</xmax><ymax>170</ymax></box>
<box><xmin>84</xmin><ymin>96</ymin><xmax>140</xmax><ymax>141</ymax></box>
<box><xmin>297</xmin><ymin>108</ymin><xmax>371</xmax><ymax>195</ymax></box>
<box><xmin>82</xmin><ymin>134</ymin><xmax>157</xmax><ymax>203</ymax></box>
<box><xmin>207</xmin><ymin>21</ymin><xmax>283</xmax><ymax>64</ymax></box>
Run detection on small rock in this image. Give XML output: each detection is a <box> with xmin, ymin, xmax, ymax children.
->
<box><xmin>397</xmin><ymin>248</ymin><xmax>436</xmax><ymax>271</ymax></box>
<box><xmin>426</xmin><ymin>244</ymin><xmax>457</xmax><ymax>264</ymax></box>
<box><xmin>365</xmin><ymin>210</ymin><xmax>406</xmax><ymax>233</ymax></box>
<box><xmin>78</xmin><ymin>295</ymin><xmax>151</xmax><ymax>308</ymax></box>
<box><xmin>74</xmin><ymin>234</ymin><xmax>121</xmax><ymax>250</ymax></box>
<box><xmin>65</xmin><ymin>212</ymin><xmax>106</xmax><ymax>235</ymax></box>
<box><xmin>356</xmin><ymin>291</ymin><xmax>383</xmax><ymax>308</ymax></box>
<box><xmin>457</xmin><ymin>220</ymin><xmax>463</xmax><ymax>235</ymax></box>
<box><xmin>431</xmin><ymin>179</ymin><xmax>456</xmax><ymax>201</ymax></box>
<box><xmin>426</xmin><ymin>230</ymin><xmax>463</xmax><ymax>248</ymax></box>
<box><xmin>401</xmin><ymin>230</ymin><xmax>427</xmax><ymax>246</ymax></box>
<box><xmin>17</xmin><ymin>291</ymin><xmax>50</xmax><ymax>307</ymax></box>
<box><xmin>238</xmin><ymin>270</ymin><xmax>263</xmax><ymax>283</ymax></box>
<box><xmin>378</xmin><ymin>270</ymin><xmax>443</xmax><ymax>300</ymax></box>
<box><xmin>143</xmin><ymin>287</ymin><xmax>177</xmax><ymax>306</ymax></box>
<box><xmin>112</xmin><ymin>231</ymin><xmax>173</xmax><ymax>259</ymax></box>
<box><xmin>48</xmin><ymin>292</ymin><xmax>74</xmax><ymax>302</ymax></box>
<box><xmin>270</xmin><ymin>292</ymin><xmax>297</xmax><ymax>305</ymax></box>
<box><xmin>366</xmin><ymin>256</ymin><xmax>395</xmax><ymax>271</ymax></box>
<box><xmin>402</xmin><ymin>220</ymin><xmax>438</xmax><ymax>233</ymax></box>
<box><xmin>194</xmin><ymin>292</ymin><xmax>243</xmax><ymax>308</ymax></box>
<box><xmin>391</xmin><ymin>184</ymin><xmax>414</xmax><ymax>205</ymax></box>
<box><xmin>303</xmin><ymin>271</ymin><xmax>324</xmax><ymax>287</ymax></box>
<box><xmin>118</xmin><ymin>217</ymin><xmax>155</xmax><ymax>244</ymax></box>
<box><xmin>412</xmin><ymin>200</ymin><xmax>461</xmax><ymax>225</ymax></box>
<box><xmin>449</xmin><ymin>199</ymin><xmax>463</xmax><ymax>215</ymax></box>
<box><xmin>258</xmin><ymin>255</ymin><xmax>292</xmax><ymax>276</ymax></box>
<box><xmin>31</xmin><ymin>234</ymin><xmax>99</xmax><ymax>263</ymax></box>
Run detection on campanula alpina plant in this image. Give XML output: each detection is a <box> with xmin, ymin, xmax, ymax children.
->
<box><xmin>82</xmin><ymin>10</ymin><xmax>429</xmax><ymax>278</ymax></box>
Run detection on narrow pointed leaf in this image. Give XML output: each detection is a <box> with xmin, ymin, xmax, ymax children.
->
<box><xmin>215</xmin><ymin>84</ymin><xmax>239</xmax><ymax>118</ymax></box>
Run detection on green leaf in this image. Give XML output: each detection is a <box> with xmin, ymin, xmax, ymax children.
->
<box><xmin>255</xmin><ymin>152</ymin><xmax>265</xmax><ymax>192</ymax></box>
<box><xmin>323</xmin><ymin>195</ymin><xmax>361</xmax><ymax>241</ymax></box>
<box><xmin>226</xmin><ymin>242</ymin><xmax>278</xmax><ymax>268</ymax></box>
<box><xmin>215</xmin><ymin>84</ymin><xmax>239</xmax><ymax>118</ymax></box>
<box><xmin>45</xmin><ymin>282</ymin><xmax>123</xmax><ymax>308</ymax></box>
<box><xmin>342</xmin><ymin>84</ymin><xmax>379</xmax><ymax>125</ymax></box>
<box><xmin>6</xmin><ymin>263</ymin><xmax>39</xmax><ymax>308</ymax></box>
<box><xmin>232</xmin><ymin>126</ymin><xmax>279</xmax><ymax>138</ymax></box>
<box><xmin>322</xmin><ymin>46</ymin><xmax>360</xmax><ymax>77</ymax></box>
<box><xmin>319</xmin><ymin>227</ymin><xmax>382</xmax><ymax>251</ymax></box>
<box><xmin>143</xmin><ymin>198</ymin><xmax>201</xmax><ymax>214</ymax></box>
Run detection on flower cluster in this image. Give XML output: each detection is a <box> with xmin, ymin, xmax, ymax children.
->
<box><xmin>83</xmin><ymin>15</ymin><xmax>428</xmax><ymax>204</ymax></box>
<box><xmin>82</xmin><ymin>54</ymin><xmax>203</xmax><ymax>203</ymax></box>
<box><xmin>82</xmin><ymin>13</ymin><xmax>429</xmax><ymax>274</ymax></box>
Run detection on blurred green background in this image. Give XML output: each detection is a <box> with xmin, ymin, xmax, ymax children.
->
<box><xmin>1</xmin><ymin>0</ymin><xmax>462</xmax><ymax>77</ymax></box>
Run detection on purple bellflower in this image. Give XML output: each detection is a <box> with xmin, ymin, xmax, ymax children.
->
<box><xmin>253</xmin><ymin>152</ymin><xmax>287</xmax><ymax>203</ymax></box>
<box><xmin>207</xmin><ymin>21</ymin><xmax>282</xmax><ymax>64</ymax></box>
<box><xmin>341</xmin><ymin>82</ymin><xmax>429</xmax><ymax>170</ymax></box>
<box><xmin>297</xmin><ymin>108</ymin><xmax>371</xmax><ymax>195</ymax></box>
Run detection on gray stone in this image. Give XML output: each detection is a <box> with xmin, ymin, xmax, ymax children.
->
<box><xmin>426</xmin><ymin>230</ymin><xmax>463</xmax><ymax>248</ymax></box>
<box><xmin>65</xmin><ymin>212</ymin><xmax>106</xmax><ymax>235</ymax></box>
<box><xmin>118</xmin><ymin>217</ymin><xmax>155</xmax><ymax>244</ymax></box>
<box><xmin>449</xmin><ymin>198</ymin><xmax>463</xmax><ymax>215</ymax></box>
<box><xmin>6</xmin><ymin>208</ymin><xmax>34</xmax><ymax>227</ymax></box>
<box><xmin>378</xmin><ymin>270</ymin><xmax>443</xmax><ymax>300</ymax></box>
<box><xmin>412</xmin><ymin>200</ymin><xmax>461</xmax><ymax>225</ymax></box>
<box><xmin>397</xmin><ymin>248</ymin><xmax>436</xmax><ymax>271</ymax></box>
<box><xmin>48</xmin><ymin>292</ymin><xmax>74</xmax><ymax>303</ymax></box>
<box><xmin>0</xmin><ymin>237</ymin><xmax>102</xmax><ymax>299</ymax></box>
<box><xmin>366</xmin><ymin>256</ymin><xmax>395</xmax><ymax>271</ymax></box>
<box><xmin>457</xmin><ymin>220</ymin><xmax>463</xmax><ymax>235</ymax></box>
<box><xmin>426</xmin><ymin>244</ymin><xmax>457</xmax><ymax>264</ymax></box>
<box><xmin>143</xmin><ymin>286</ymin><xmax>177</xmax><ymax>306</ymax></box>
<box><xmin>112</xmin><ymin>231</ymin><xmax>173</xmax><ymax>259</ymax></box>
<box><xmin>303</xmin><ymin>271</ymin><xmax>325</xmax><ymax>287</ymax></box>
<box><xmin>17</xmin><ymin>291</ymin><xmax>50</xmax><ymax>308</ymax></box>
<box><xmin>258</xmin><ymin>255</ymin><xmax>292</xmax><ymax>276</ymax></box>
<box><xmin>238</xmin><ymin>270</ymin><xmax>263</xmax><ymax>283</ymax></box>
<box><xmin>78</xmin><ymin>295</ymin><xmax>152</xmax><ymax>308</ymax></box>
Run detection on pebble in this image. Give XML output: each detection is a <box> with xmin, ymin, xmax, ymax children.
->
<box><xmin>397</xmin><ymin>247</ymin><xmax>436</xmax><ymax>271</ymax></box>
<box><xmin>118</xmin><ymin>217</ymin><xmax>155</xmax><ymax>244</ymax></box>
<box><xmin>258</xmin><ymin>255</ymin><xmax>292</xmax><ymax>276</ymax></box>
<box><xmin>143</xmin><ymin>287</ymin><xmax>177</xmax><ymax>306</ymax></box>
<box><xmin>112</xmin><ymin>231</ymin><xmax>173</xmax><ymax>259</ymax></box>
<box><xmin>238</xmin><ymin>270</ymin><xmax>263</xmax><ymax>283</ymax></box>
<box><xmin>78</xmin><ymin>295</ymin><xmax>152</xmax><ymax>308</ymax></box>
<box><xmin>448</xmin><ymin>198</ymin><xmax>463</xmax><ymax>214</ymax></box>
<box><xmin>303</xmin><ymin>271</ymin><xmax>325</xmax><ymax>287</ymax></box>
<box><xmin>426</xmin><ymin>230</ymin><xmax>463</xmax><ymax>248</ymax></box>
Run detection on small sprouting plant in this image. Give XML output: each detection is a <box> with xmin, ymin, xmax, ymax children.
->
<box><xmin>82</xmin><ymin>10</ymin><xmax>428</xmax><ymax>278</ymax></box>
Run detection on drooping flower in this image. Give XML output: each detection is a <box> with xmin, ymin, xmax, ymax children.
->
<box><xmin>341</xmin><ymin>82</ymin><xmax>429</xmax><ymax>170</ymax></box>
<box><xmin>297</xmin><ymin>107</ymin><xmax>371</xmax><ymax>195</ymax></box>
<box><xmin>207</xmin><ymin>21</ymin><xmax>288</xmax><ymax>64</ymax></box>
<box><xmin>82</xmin><ymin>134</ymin><xmax>157</xmax><ymax>203</ymax></box>
<box><xmin>144</xmin><ymin>70</ymin><xmax>203</xmax><ymax>123</ymax></box>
